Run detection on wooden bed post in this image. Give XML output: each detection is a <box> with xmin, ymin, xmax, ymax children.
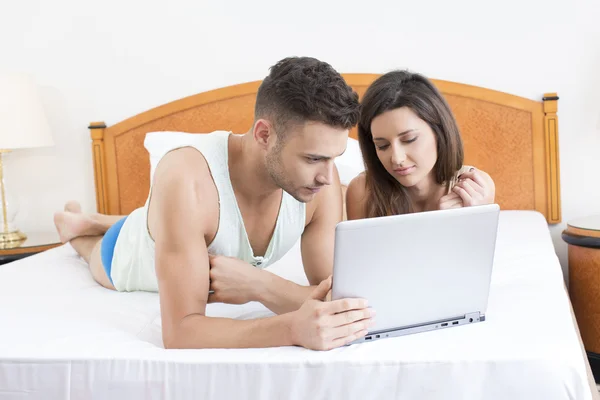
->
<box><xmin>543</xmin><ymin>93</ymin><xmax>561</xmax><ymax>224</ymax></box>
<box><xmin>88</xmin><ymin>121</ymin><xmax>108</xmax><ymax>214</ymax></box>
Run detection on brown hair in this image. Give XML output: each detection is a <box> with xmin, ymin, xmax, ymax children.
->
<box><xmin>358</xmin><ymin>70</ymin><xmax>464</xmax><ymax>218</ymax></box>
<box><xmin>255</xmin><ymin>57</ymin><xmax>360</xmax><ymax>141</ymax></box>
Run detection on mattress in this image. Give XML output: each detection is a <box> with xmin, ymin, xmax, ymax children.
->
<box><xmin>0</xmin><ymin>211</ymin><xmax>597</xmax><ymax>399</ymax></box>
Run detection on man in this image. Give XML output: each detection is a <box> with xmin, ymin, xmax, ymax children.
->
<box><xmin>54</xmin><ymin>57</ymin><xmax>375</xmax><ymax>351</ymax></box>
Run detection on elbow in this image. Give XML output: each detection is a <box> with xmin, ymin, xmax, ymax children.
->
<box><xmin>162</xmin><ymin>326</ymin><xmax>185</xmax><ymax>349</ymax></box>
<box><xmin>163</xmin><ymin>332</ymin><xmax>183</xmax><ymax>350</ymax></box>
<box><xmin>164</xmin><ymin>339</ymin><xmax>190</xmax><ymax>350</ymax></box>
<box><xmin>162</xmin><ymin>315</ymin><xmax>206</xmax><ymax>349</ymax></box>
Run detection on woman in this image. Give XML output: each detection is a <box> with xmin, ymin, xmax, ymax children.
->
<box><xmin>346</xmin><ymin>70</ymin><xmax>495</xmax><ymax>220</ymax></box>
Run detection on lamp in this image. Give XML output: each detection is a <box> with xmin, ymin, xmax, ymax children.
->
<box><xmin>0</xmin><ymin>73</ymin><xmax>54</xmax><ymax>248</ymax></box>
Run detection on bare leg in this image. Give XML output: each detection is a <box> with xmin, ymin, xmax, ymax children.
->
<box><xmin>90</xmin><ymin>213</ymin><xmax>127</xmax><ymax>228</ymax></box>
<box><xmin>54</xmin><ymin>201</ymin><xmax>126</xmax><ymax>243</ymax></box>
<box><xmin>64</xmin><ymin>201</ymin><xmax>82</xmax><ymax>213</ymax></box>
<box><xmin>54</xmin><ymin>212</ymin><xmax>106</xmax><ymax>243</ymax></box>
<box><xmin>66</xmin><ymin>200</ymin><xmax>126</xmax><ymax>228</ymax></box>
<box><xmin>60</xmin><ymin>200</ymin><xmax>118</xmax><ymax>290</ymax></box>
<box><xmin>70</xmin><ymin>235</ymin><xmax>116</xmax><ymax>290</ymax></box>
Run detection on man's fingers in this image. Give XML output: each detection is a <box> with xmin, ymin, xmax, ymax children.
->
<box><xmin>328</xmin><ymin>329</ymin><xmax>369</xmax><ymax>349</ymax></box>
<box><xmin>312</xmin><ymin>306</ymin><xmax>373</xmax><ymax>350</ymax></box>
<box><xmin>207</xmin><ymin>292</ymin><xmax>217</xmax><ymax>303</ymax></box>
<box><xmin>329</xmin><ymin>308</ymin><xmax>376</xmax><ymax>327</ymax></box>
<box><xmin>310</xmin><ymin>276</ymin><xmax>332</xmax><ymax>301</ymax></box>
<box><xmin>331</xmin><ymin>317</ymin><xmax>375</xmax><ymax>341</ymax></box>
<box><xmin>326</xmin><ymin>297</ymin><xmax>369</xmax><ymax>314</ymax></box>
<box><xmin>208</xmin><ymin>254</ymin><xmax>217</xmax><ymax>267</ymax></box>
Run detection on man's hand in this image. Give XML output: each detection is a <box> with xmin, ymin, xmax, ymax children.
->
<box><xmin>289</xmin><ymin>277</ymin><xmax>375</xmax><ymax>350</ymax></box>
<box><xmin>208</xmin><ymin>255</ymin><xmax>264</xmax><ymax>305</ymax></box>
<box><xmin>451</xmin><ymin>168</ymin><xmax>495</xmax><ymax>207</ymax></box>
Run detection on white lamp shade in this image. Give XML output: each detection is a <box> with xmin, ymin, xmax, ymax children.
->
<box><xmin>0</xmin><ymin>73</ymin><xmax>54</xmax><ymax>150</ymax></box>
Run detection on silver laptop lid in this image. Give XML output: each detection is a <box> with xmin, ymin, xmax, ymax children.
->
<box><xmin>331</xmin><ymin>204</ymin><xmax>500</xmax><ymax>334</ymax></box>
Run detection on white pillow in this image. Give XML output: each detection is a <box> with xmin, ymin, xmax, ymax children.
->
<box><xmin>144</xmin><ymin>132</ymin><xmax>366</xmax><ymax>187</ymax></box>
<box><xmin>335</xmin><ymin>137</ymin><xmax>365</xmax><ymax>186</ymax></box>
<box><xmin>144</xmin><ymin>131</ymin><xmax>209</xmax><ymax>181</ymax></box>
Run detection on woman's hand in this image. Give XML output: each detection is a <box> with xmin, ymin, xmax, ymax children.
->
<box><xmin>439</xmin><ymin>191</ymin><xmax>464</xmax><ymax>210</ymax></box>
<box><xmin>451</xmin><ymin>168</ymin><xmax>495</xmax><ymax>207</ymax></box>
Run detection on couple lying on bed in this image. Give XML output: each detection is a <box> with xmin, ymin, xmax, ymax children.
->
<box><xmin>53</xmin><ymin>56</ymin><xmax>495</xmax><ymax>351</ymax></box>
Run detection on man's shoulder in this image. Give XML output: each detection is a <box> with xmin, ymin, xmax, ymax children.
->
<box><xmin>153</xmin><ymin>147</ymin><xmax>218</xmax><ymax>202</ymax></box>
<box><xmin>304</xmin><ymin>166</ymin><xmax>344</xmax><ymax>226</ymax></box>
<box><xmin>156</xmin><ymin>147</ymin><xmax>210</xmax><ymax>177</ymax></box>
<box><xmin>148</xmin><ymin>147</ymin><xmax>219</xmax><ymax>239</ymax></box>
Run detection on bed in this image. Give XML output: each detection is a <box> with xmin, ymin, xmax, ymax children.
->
<box><xmin>1</xmin><ymin>74</ymin><xmax>597</xmax><ymax>399</ymax></box>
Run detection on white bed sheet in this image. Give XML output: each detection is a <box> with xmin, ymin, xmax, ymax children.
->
<box><xmin>0</xmin><ymin>211</ymin><xmax>595</xmax><ymax>399</ymax></box>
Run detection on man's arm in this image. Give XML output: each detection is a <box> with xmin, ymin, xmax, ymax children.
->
<box><xmin>252</xmin><ymin>167</ymin><xmax>344</xmax><ymax>314</ymax></box>
<box><xmin>150</xmin><ymin>149</ymin><xmax>371</xmax><ymax>349</ymax></box>
<box><xmin>300</xmin><ymin>166</ymin><xmax>344</xmax><ymax>283</ymax></box>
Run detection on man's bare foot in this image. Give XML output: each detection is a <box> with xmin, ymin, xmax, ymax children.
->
<box><xmin>64</xmin><ymin>201</ymin><xmax>82</xmax><ymax>213</ymax></box>
<box><xmin>54</xmin><ymin>211</ymin><xmax>103</xmax><ymax>243</ymax></box>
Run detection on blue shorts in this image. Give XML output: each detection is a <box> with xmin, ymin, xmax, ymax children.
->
<box><xmin>100</xmin><ymin>216</ymin><xmax>128</xmax><ymax>285</ymax></box>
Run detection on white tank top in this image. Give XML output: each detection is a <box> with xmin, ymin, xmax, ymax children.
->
<box><xmin>110</xmin><ymin>131</ymin><xmax>307</xmax><ymax>292</ymax></box>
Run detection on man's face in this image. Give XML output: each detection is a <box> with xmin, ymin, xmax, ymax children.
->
<box><xmin>266</xmin><ymin>121</ymin><xmax>348</xmax><ymax>203</ymax></box>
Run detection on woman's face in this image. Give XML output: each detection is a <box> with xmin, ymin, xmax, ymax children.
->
<box><xmin>370</xmin><ymin>107</ymin><xmax>438</xmax><ymax>188</ymax></box>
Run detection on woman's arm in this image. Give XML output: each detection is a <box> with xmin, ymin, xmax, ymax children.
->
<box><xmin>346</xmin><ymin>173</ymin><xmax>369</xmax><ymax>220</ymax></box>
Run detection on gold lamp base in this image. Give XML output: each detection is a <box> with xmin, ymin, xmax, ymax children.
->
<box><xmin>0</xmin><ymin>230</ymin><xmax>27</xmax><ymax>249</ymax></box>
<box><xmin>0</xmin><ymin>149</ymin><xmax>27</xmax><ymax>250</ymax></box>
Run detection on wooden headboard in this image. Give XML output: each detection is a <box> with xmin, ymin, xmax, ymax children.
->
<box><xmin>89</xmin><ymin>74</ymin><xmax>561</xmax><ymax>223</ymax></box>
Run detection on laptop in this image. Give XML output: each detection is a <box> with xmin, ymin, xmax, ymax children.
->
<box><xmin>331</xmin><ymin>204</ymin><xmax>500</xmax><ymax>344</ymax></box>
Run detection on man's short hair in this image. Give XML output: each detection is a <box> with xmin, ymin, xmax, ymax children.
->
<box><xmin>255</xmin><ymin>57</ymin><xmax>360</xmax><ymax>139</ymax></box>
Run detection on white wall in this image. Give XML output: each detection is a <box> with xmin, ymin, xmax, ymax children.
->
<box><xmin>1</xmin><ymin>0</ymin><xmax>599</xmax><ymax>276</ymax></box>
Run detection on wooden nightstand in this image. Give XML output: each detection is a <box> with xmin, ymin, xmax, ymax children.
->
<box><xmin>562</xmin><ymin>215</ymin><xmax>600</xmax><ymax>381</ymax></box>
<box><xmin>0</xmin><ymin>231</ymin><xmax>62</xmax><ymax>265</ymax></box>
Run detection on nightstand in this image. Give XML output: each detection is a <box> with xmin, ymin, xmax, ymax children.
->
<box><xmin>562</xmin><ymin>215</ymin><xmax>600</xmax><ymax>381</ymax></box>
<box><xmin>0</xmin><ymin>231</ymin><xmax>61</xmax><ymax>265</ymax></box>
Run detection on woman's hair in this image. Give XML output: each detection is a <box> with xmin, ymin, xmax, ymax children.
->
<box><xmin>358</xmin><ymin>70</ymin><xmax>464</xmax><ymax>218</ymax></box>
